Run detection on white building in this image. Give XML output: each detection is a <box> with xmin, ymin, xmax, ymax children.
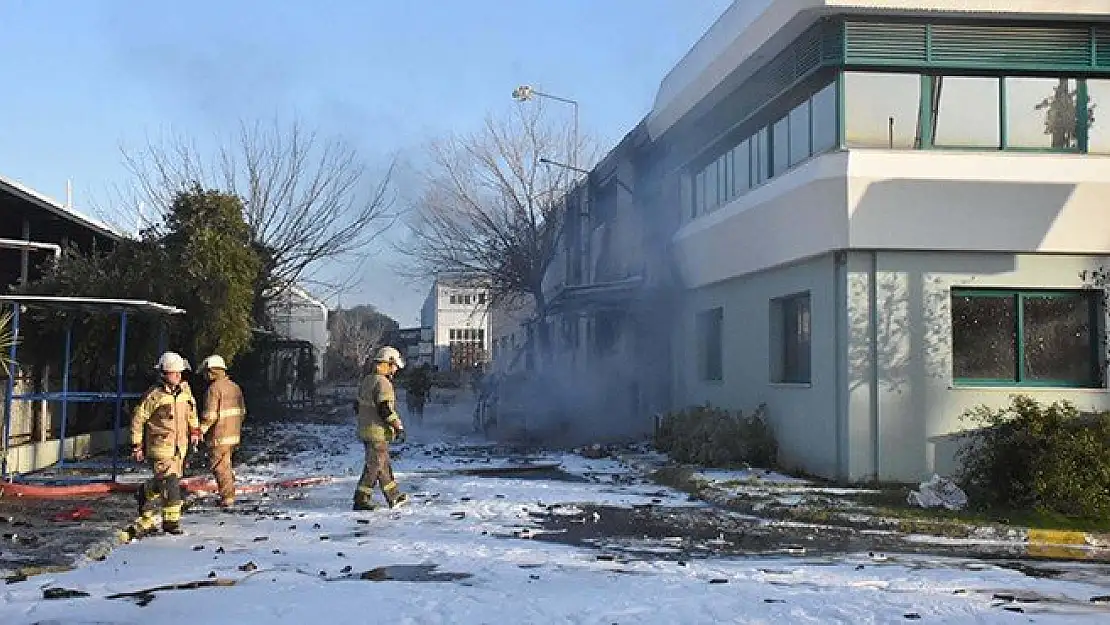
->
<box><xmin>420</xmin><ymin>274</ymin><xmax>491</xmax><ymax>371</ymax></box>
<box><xmin>267</xmin><ymin>285</ymin><xmax>328</xmax><ymax>381</ymax></box>
<box><xmin>647</xmin><ymin>0</ymin><xmax>1110</xmax><ymax>482</ymax></box>
<box><xmin>489</xmin><ymin>295</ymin><xmax>534</xmax><ymax>376</ymax></box>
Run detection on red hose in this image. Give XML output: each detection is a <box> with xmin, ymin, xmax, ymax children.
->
<box><xmin>0</xmin><ymin>475</ymin><xmax>333</xmax><ymax>499</ymax></box>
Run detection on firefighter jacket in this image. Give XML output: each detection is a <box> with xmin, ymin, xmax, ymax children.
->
<box><xmin>357</xmin><ymin>373</ymin><xmax>402</xmax><ymax>442</ymax></box>
<box><xmin>130</xmin><ymin>381</ymin><xmax>199</xmax><ymax>460</ymax></box>
<box><xmin>201</xmin><ymin>373</ymin><xmax>247</xmax><ymax>447</ymax></box>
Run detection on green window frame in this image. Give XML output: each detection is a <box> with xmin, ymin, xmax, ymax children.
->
<box><xmin>951</xmin><ymin>288</ymin><xmax>1102</xmax><ymax>388</ymax></box>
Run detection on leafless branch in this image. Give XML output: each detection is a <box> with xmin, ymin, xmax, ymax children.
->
<box><xmin>108</xmin><ymin>116</ymin><xmax>397</xmax><ymax>297</ymax></box>
<box><xmin>398</xmin><ymin>101</ymin><xmax>594</xmax><ymax>319</ymax></box>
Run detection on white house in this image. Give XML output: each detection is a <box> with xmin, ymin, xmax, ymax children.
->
<box><xmin>420</xmin><ymin>274</ymin><xmax>492</xmax><ymax>371</ymax></box>
<box><xmin>267</xmin><ymin>285</ymin><xmax>328</xmax><ymax>381</ymax></box>
<box><xmin>647</xmin><ymin>0</ymin><xmax>1110</xmax><ymax>482</ymax></box>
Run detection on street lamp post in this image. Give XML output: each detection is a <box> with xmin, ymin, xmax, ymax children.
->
<box><xmin>512</xmin><ymin>85</ymin><xmax>580</xmax><ymax>171</ymax></box>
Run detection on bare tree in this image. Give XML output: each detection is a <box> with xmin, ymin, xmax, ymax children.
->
<box><xmin>325</xmin><ymin>306</ymin><xmax>394</xmax><ymax>380</ymax></box>
<box><xmin>110</xmin><ymin>117</ymin><xmax>396</xmax><ymax>301</ymax></box>
<box><xmin>401</xmin><ymin>102</ymin><xmax>592</xmax><ymax>360</ymax></box>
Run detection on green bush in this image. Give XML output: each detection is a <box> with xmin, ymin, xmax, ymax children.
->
<box><xmin>957</xmin><ymin>395</ymin><xmax>1110</xmax><ymax>519</ymax></box>
<box><xmin>653</xmin><ymin>403</ymin><xmax>778</xmax><ymax>468</ymax></box>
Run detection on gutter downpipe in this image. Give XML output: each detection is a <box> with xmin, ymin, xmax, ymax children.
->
<box><xmin>868</xmin><ymin>250</ymin><xmax>880</xmax><ymax>482</ymax></box>
<box><xmin>0</xmin><ymin>238</ymin><xmax>62</xmax><ymax>262</ymax></box>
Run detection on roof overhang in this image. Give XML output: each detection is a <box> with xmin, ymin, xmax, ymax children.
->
<box><xmin>0</xmin><ymin>175</ymin><xmax>122</xmax><ymax>241</ymax></box>
<box><xmin>0</xmin><ymin>295</ymin><xmax>185</xmax><ymax>316</ymax></box>
<box><xmin>546</xmin><ymin>276</ymin><xmax>645</xmax><ymax>314</ymax></box>
<box><xmin>647</xmin><ymin>0</ymin><xmax>1110</xmax><ymax>141</ymax></box>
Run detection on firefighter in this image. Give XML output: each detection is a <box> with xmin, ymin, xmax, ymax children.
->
<box><xmin>199</xmin><ymin>354</ymin><xmax>247</xmax><ymax>509</ymax></box>
<box><xmin>123</xmin><ymin>351</ymin><xmax>199</xmax><ymax>540</ymax></box>
<box><xmin>353</xmin><ymin>346</ymin><xmax>409</xmax><ymax>511</ymax></box>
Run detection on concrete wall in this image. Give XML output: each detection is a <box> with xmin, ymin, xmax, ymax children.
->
<box><xmin>845</xmin><ymin>250</ymin><xmax>1110</xmax><ymax>483</ymax></box>
<box><xmin>5</xmin><ymin>429</ymin><xmax>118</xmax><ymax>475</ymax></box>
<box><xmin>674</xmin><ymin>253</ymin><xmax>842</xmax><ymax>477</ymax></box>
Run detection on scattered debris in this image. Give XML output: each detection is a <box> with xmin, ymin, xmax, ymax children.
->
<box><xmin>42</xmin><ymin>587</ymin><xmax>90</xmax><ymax>600</ymax></box>
<box><xmin>907</xmin><ymin>475</ymin><xmax>968</xmax><ymax>511</ymax></box>
<box><xmin>237</xmin><ymin>561</ymin><xmax>257</xmax><ymax>572</ymax></box>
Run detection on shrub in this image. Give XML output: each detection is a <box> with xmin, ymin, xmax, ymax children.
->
<box><xmin>957</xmin><ymin>395</ymin><xmax>1110</xmax><ymax>519</ymax></box>
<box><xmin>653</xmin><ymin>403</ymin><xmax>778</xmax><ymax>468</ymax></box>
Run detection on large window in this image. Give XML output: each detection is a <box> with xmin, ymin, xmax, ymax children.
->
<box><xmin>844</xmin><ymin>71</ymin><xmax>921</xmax><ymax>148</ymax></box>
<box><xmin>811</xmin><ymin>81</ymin><xmax>838</xmax><ymax>153</ymax></box>
<box><xmin>772</xmin><ymin>293</ymin><xmax>811</xmax><ymax>384</ymax></box>
<box><xmin>1006</xmin><ymin>77</ymin><xmax>1079</xmax><ymax>150</ymax></box>
<box><xmin>772</xmin><ymin>115</ymin><xmax>790</xmax><ymax>176</ymax></box>
<box><xmin>951</xmin><ymin>289</ymin><xmax>1100</xmax><ymax>387</ymax></box>
<box><xmin>1088</xmin><ymin>79</ymin><xmax>1110</xmax><ymax>154</ymax></box>
<box><xmin>932</xmin><ymin>76</ymin><xmax>1001</xmax><ymax>148</ymax></box>
<box><xmin>696</xmin><ymin>307</ymin><xmax>724</xmax><ymax>382</ymax></box>
<box><xmin>788</xmin><ymin>100</ymin><xmax>811</xmax><ymax>166</ymax></box>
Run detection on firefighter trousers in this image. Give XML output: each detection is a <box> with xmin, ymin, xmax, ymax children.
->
<box><xmin>354</xmin><ymin>441</ymin><xmax>401</xmax><ymax>506</ymax></box>
<box><xmin>209</xmin><ymin>444</ymin><xmax>236</xmax><ymax>503</ymax></box>
<box><xmin>136</xmin><ymin>456</ymin><xmax>185</xmax><ymax>530</ymax></box>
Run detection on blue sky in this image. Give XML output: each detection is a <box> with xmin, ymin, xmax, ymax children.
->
<box><xmin>0</xmin><ymin>0</ymin><xmax>731</xmax><ymax>325</ymax></box>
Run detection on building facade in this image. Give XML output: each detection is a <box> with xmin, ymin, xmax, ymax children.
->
<box><xmin>420</xmin><ymin>274</ymin><xmax>491</xmax><ymax>371</ymax></box>
<box><xmin>644</xmin><ymin>0</ymin><xmax>1110</xmax><ymax>482</ymax></box>
<box><xmin>267</xmin><ymin>285</ymin><xmax>329</xmax><ymax>381</ymax></box>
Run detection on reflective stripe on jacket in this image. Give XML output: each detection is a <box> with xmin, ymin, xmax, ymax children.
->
<box><xmin>202</xmin><ymin>374</ymin><xmax>247</xmax><ymax>446</ymax></box>
<box><xmin>130</xmin><ymin>381</ymin><xmax>199</xmax><ymax>460</ymax></box>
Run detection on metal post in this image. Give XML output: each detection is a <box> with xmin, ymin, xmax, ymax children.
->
<box><xmin>3</xmin><ymin>303</ymin><xmax>21</xmax><ymax>480</ymax></box>
<box><xmin>57</xmin><ymin>318</ymin><xmax>73</xmax><ymax>469</ymax></box>
<box><xmin>112</xmin><ymin>311</ymin><xmax>129</xmax><ymax>482</ymax></box>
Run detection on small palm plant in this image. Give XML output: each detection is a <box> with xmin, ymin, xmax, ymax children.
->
<box><xmin>0</xmin><ymin>309</ymin><xmax>18</xmax><ymax>377</ymax></box>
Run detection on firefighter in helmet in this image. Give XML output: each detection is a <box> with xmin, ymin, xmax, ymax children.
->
<box><xmin>123</xmin><ymin>351</ymin><xmax>200</xmax><ymax>539</ymax></box>
<box><xmin>353</xmin><ymin>346</ymin><xmax>409</xmax><ymax>510</ymax></box>
<box><xmin>199</xmin><ymin>354</ymin><xmax>247</xmax><ymax>508</ymax></box>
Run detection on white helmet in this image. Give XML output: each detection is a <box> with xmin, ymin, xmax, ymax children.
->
<box><xmin>201</xmin><ymin>355</ymin><xmax>227</xmax><ymax>371</ymax></box>
<box><xmin>373</xmin><ymin>346</ymin><xmax>405</xmax><ymax>369</ymax></box>
<box><xmin>155</xmin><ymin>351</ymin><xmax>190</xmax><ymax>373</ymax></box>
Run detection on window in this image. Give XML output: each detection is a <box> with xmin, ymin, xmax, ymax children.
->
<box><xmin>772</xmin><ymin>293</ymin><xmax>811</xmax><ymax>383</ymax></box>
<box><xmin>449</xmin><ymin>294</ymin><xmax>458</xmax><ymax>305</ymax></box>
<box><xmin>772</xmin><ymin>115</ymin><xmax>790</xmax><ymax>176</ymax></box>
<box><xmin>694</xmin><ymin>170</ymin><xmax>706</xmax><ymax>217</ymax></box>
<box><xmin>478</xmin><ymin>293</ymin><xmax>487</xmax><ymax>305</ymax></box>
<box><xmin>933</xmin><ymin>76</ymin><xmax>1001</xmax><ymax>148</ymax></box>
<box><xmin>732</xmin><ymin>140</ymin><xmax>751</xmax><ymax>196</ymax></box>
<box><xmin>753</xmin><ymin>128</ymin><xmax>769</xmax><ymax>185</ymax></box>
<box><xmin>844</xmin><ymin>71</ymin><xmax>922</xmax><ymax>148</ymax></box>
<box><xmin>811</xmin><ymin>81</ymin><xmax>837</xmax><ymax>153</ymax></box>
<box><xmin>951</xmin><ymin>289</ymin><xmax>1099</xmax><ymax>387</ymax></box>
<box><xmin>696</xmin><ymin>307</ymin><xmax>723</xmax><ymax>382</ymax></box>
<box><xmin>1087</xmin><ymin>79</ymin><xmax>1110</xmax><ymax>154</ymax></box>
<box><xmin>721</xmin><ymin>150</ymin><xmax>733</xmax><ymax>204</ymax></box>
<box><xmin>705</xmin><ymin>157</ymin><xmax>719</xmax><ymax>212</ymax></box>
<box><xmin>1006</xmin><ymin>77</ymin><xmax>1079</xmax><ymax>150</ymax></box>
<box><xmin>788</xmin><ymin>100</ymin><xmax>811</xmax><ymax>165</ymax></box>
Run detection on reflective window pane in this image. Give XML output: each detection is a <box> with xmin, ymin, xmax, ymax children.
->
<box><xmin>951</xmin><ymin>293</ymin><xmax>1016</xmax><ymax>380</ymax></box>
<box><xmin>694</xmin><ymin>171</ymin><xmax>705</xmax><ymax>217</ymax></box>
<box><xmin>753</xmin><ymin>128</ymin><xmax>769</xmax><ymax>185</ymax></box>
<box><xmin>789</xmin><ymin>100</ymin><xmax>811</xmax><ymax>165</ymax></box>
<box><xmin>772</xmin><ymin>116</ymin><xmax>790</xmax><ymax>176</ymax></box>
<box><xmin>933</xmin><ymin>76</ymin><xmax>1001</xmax><ymax>148</ymax></box>
<box><xmin>1006</xmin><ymin>77</ymin><xmax>1078</xmax><ymax>150</ymax></box>
<box><xmin>721</xmin><ymin>151</ymin><xmax>733</xmax><ymax>203</ymax></box>
<box><xmin>1087</xmin><ymin>79</ymin><xmax>1110</xmax><ymax>154</ymax></box>
<box><xmin>705</xmin><ymin>159</ymin><xmax>718</xmax><ymax>211</ymax></box>
<box><xmin>733</xmin><ymin>140</ymin><xmax>750</xmax><ymax>196</ymax></box>
<box><xmin>812</xmin><ymin>81</ymin><xmax>838</xmax><ymax>153</ymax></box>
<box><xmin>844</xmin><ymin>71</ymin><xmax>921</xmax><ymax>148</ymax></box>
<box><xmin>1022</xmin><ymin>294</ymin><xmax>1095</xmax><ymax>384</ymax></box>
